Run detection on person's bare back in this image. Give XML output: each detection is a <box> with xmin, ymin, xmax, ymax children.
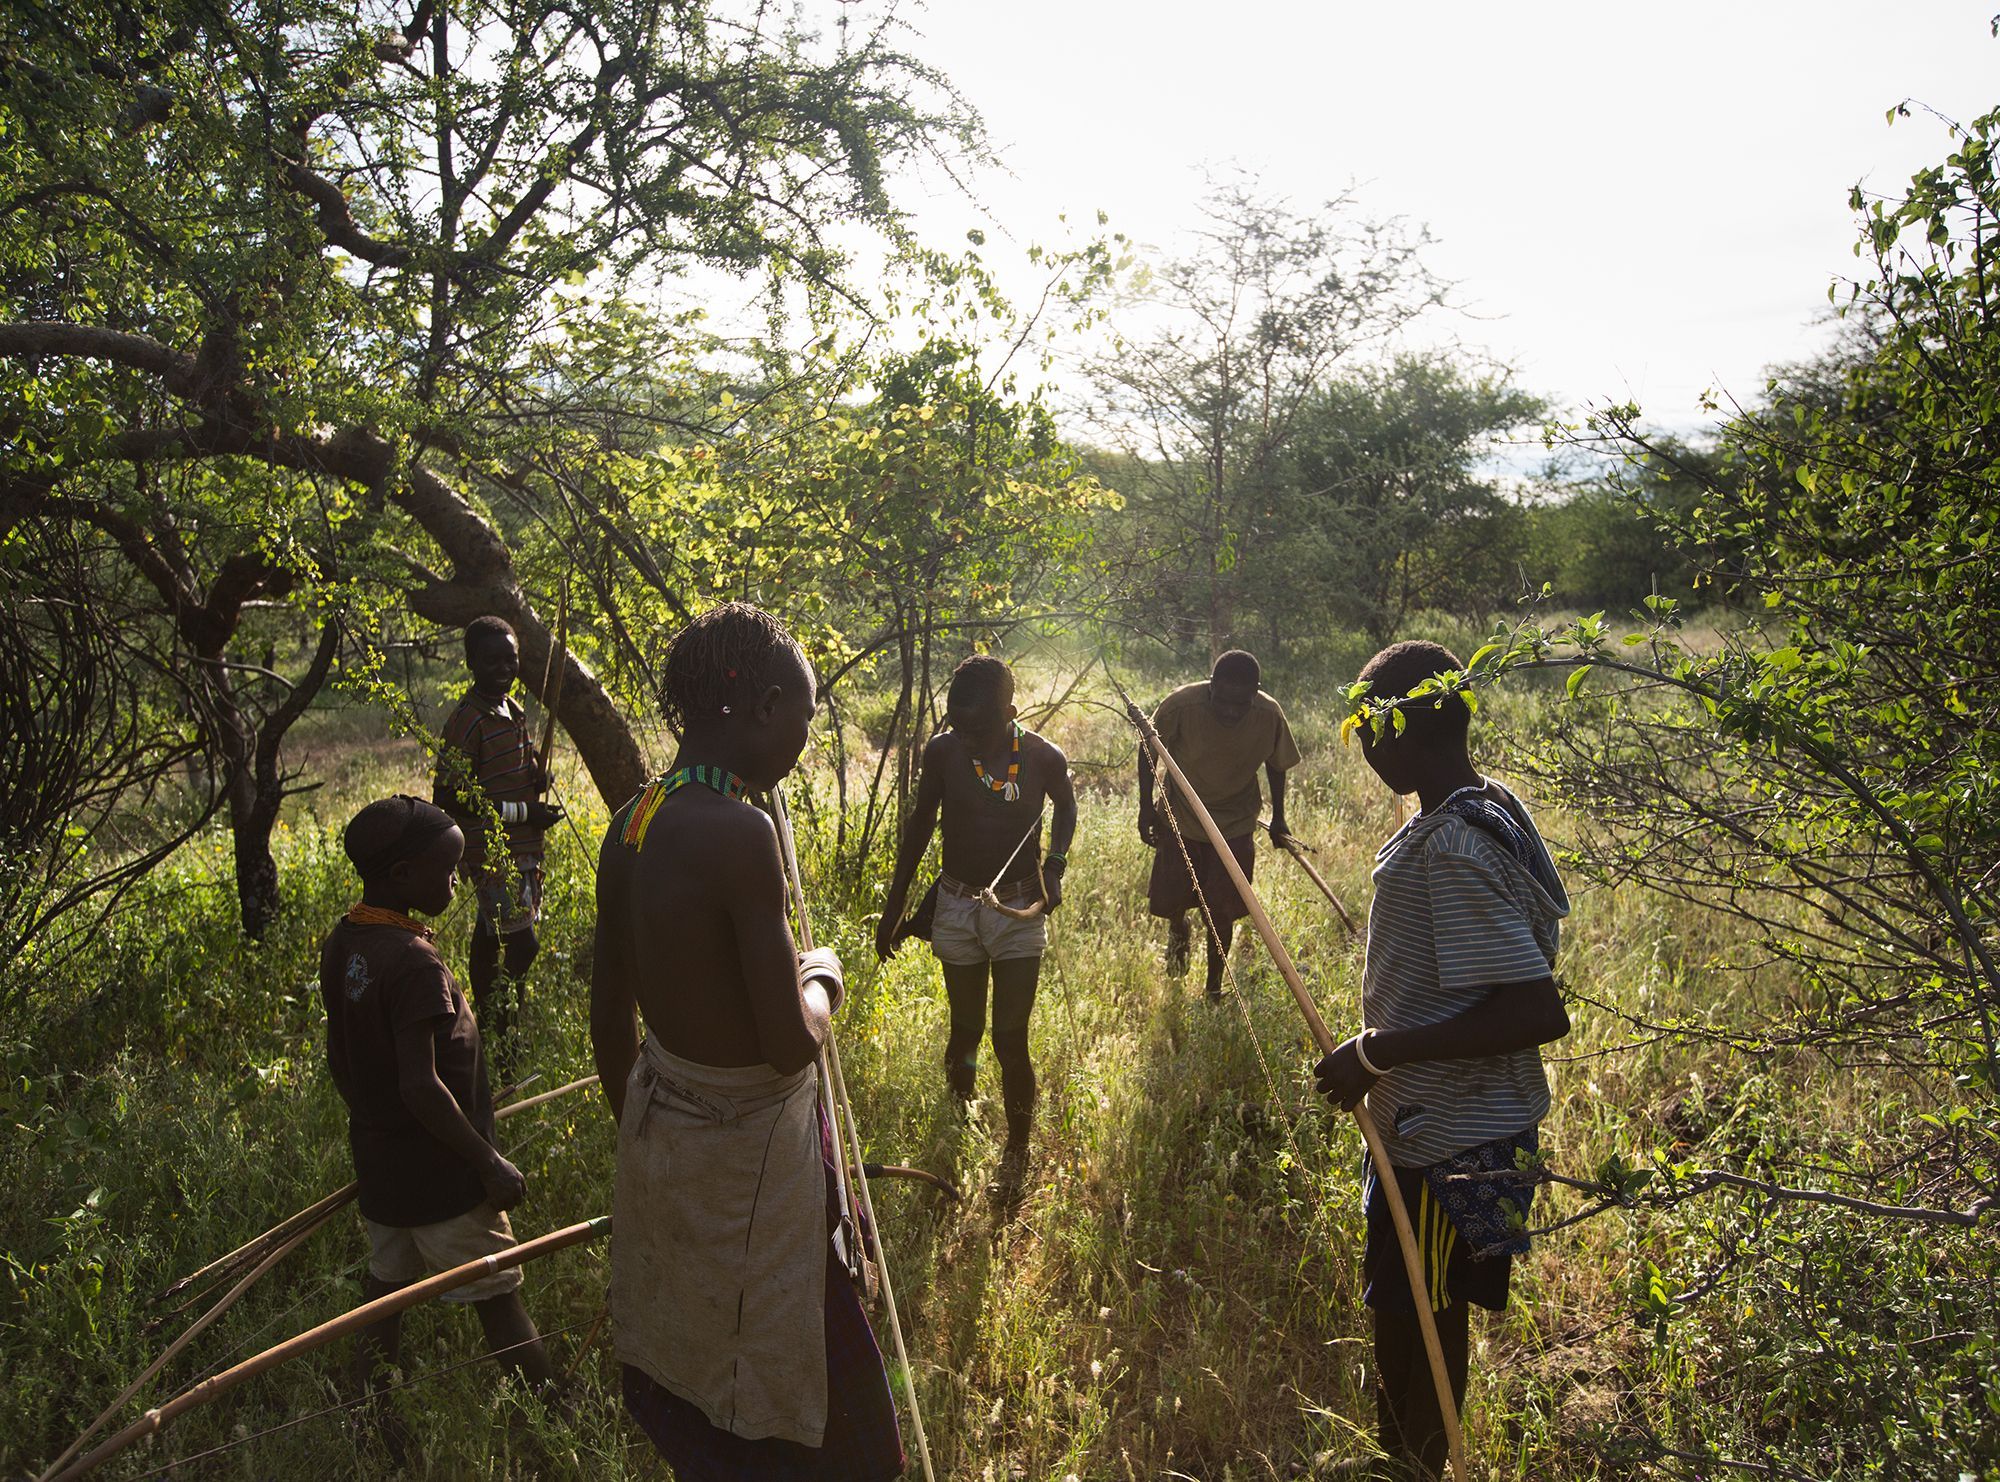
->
<box><xmin>590</xmin><ymin>606</ymin><xmax>904</xmax><ymax>1479</ymax></box>
<box><xmin>590</xmin><ymin>611</ymin><xmax>835</xmax><ymax>1124</ymax></box>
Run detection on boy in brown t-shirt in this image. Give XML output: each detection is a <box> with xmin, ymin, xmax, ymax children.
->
<box><xmin>319</xmin><ymin>794</ymin><xmax>552</xmax><ymax>1427</ymax></box>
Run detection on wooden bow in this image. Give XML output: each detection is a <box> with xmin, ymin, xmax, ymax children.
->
<box><xmin>1106</xmin><ymin>660</ymin><xmax>1469</xmax><ymax>1480</ymax></box>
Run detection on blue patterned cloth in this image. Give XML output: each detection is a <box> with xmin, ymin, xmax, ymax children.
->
<box><xmin>1364</xmin><ymin>1127</ymin><xmax>1539</xmax><ymax>1262</ymax></box>
<box><xmin>1438</xmin><ymin>792</ymin><xmax>1562</xmax><ymax>897</ymax></box>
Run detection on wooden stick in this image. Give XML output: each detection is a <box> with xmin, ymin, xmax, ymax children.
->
<box><xmin>152</xmin><ymin>1073</ymin><xmax>592</xmax><ymax>1311</ymax></box>
<box><xmin>824</xmin><ymin>1033</ymin><xmax>937</xmax><ymax>1482</ymax></box>
<box><xmin>496</xmin><ymin>1073</ymin><xmax>599</xmax><ymax>1117</ymax></box>
<box><xmin>770</xmin><ymin>784</ymin><xmax>937</xmax><ymax>1482</ymax></box>
<box><xmin>150</xmin><ymin>1183</ymin><xmax>355</xmax><ymax>1307</ymax></box>
<box><xmin>1279</xmin><ymin>837</ymin><xmax>1360</xmax><ymax>935</ymax></box>
<box><xmin>38</xmin><ymin>1216</ymin><xmax>332</xmax><ymax>1481</ymax></box>
<box><xmin>1110</xmin><ymin>669</ymin><xmax>1469</xmax><ymax>1480</ymax></box>
<box><xmin>50</xmin><ymin>1218</ymin><xmax>610</xmax><ymax>1482</ymax></box>
<box><xmin>859</xmin><ymin>1164</ymin><xmax>962</xmax><ymax>1203</ymax></box>
<box><xmin>535</xmin><ymin>576</ymin><xmax>571</xmax><ymax>800</ymax></box>
<box><xmin>766</xmin><ymin>787</ymin><xmax>868</xmax><ymax>1291</ymax></box>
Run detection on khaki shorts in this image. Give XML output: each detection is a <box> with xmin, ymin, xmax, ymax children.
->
<box><xmin>930</xmin><ymin>882</ymin><xmax>1047</xmax><ymax>966</ymax></box>
<box><xmin>365</xmin><ymin>1202</ymin><xmax>522</xmax><ymax>1303</ymax></box>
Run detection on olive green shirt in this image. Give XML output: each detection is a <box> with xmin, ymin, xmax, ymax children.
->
<box><xmin>1150</xmin><ymin>682</ymin><xmax>1302</xmax><ymax>839</ymax></box>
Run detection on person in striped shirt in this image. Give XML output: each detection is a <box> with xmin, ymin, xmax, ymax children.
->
<box><xmin>435</xmin><ymin>616</ymin><xmax>564</xmax><ymax>1078</ymax></box>
<box><xmin>1314</xmin><ymin>639</ymin><xmax>1571</xmax><ymax>1480</ymax></box>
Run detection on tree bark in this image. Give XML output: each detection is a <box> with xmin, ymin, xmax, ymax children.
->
<box><xmin>3</xmin><ymin>325</ymin><xmax>652</xmax><ymax>822</ymax></box>
<box><xmin>234</xmin><ymin>620</ymin><xmax>341</xmax><ymax>938</ymax></box>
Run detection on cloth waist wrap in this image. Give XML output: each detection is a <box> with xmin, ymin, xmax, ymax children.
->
<box><xmin>611</xmin><ymin>1036</ymin><xmax>830</xmax><ymax>1446</ymax></box>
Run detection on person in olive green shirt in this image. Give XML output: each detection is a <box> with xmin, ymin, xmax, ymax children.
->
<box><xmin>1137</xmin><ymin>650</ymin><xmax>1302</xmax><ymax>998</ymax></box>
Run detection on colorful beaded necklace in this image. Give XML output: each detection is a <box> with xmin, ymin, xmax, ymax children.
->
<box><xmin>970</xmin><ymin>723</ymin><xmax>1023</xmax><ymax>802</ymax></box>
<box><xmin>620</xmin><ymin>764</ymin><xmax>751</xmax><ymax>850</ymax></box>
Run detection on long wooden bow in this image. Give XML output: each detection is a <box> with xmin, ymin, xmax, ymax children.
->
<box><xmin>768</xmin><ymin>783</ymin><xmax>937</xmax><ymax>1482</ymax></box>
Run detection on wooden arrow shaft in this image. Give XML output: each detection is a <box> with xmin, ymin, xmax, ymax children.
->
<box><xmin>769</xmin><ymin>783</ymin><xmax>937</xmax><ymax>1482</ymax></box>
<box><xmin>1114</xmin><ymin>675</ymin><xmax>1469</xmax><ymax>1480</ymax></box>
<box><xmin>152</xmin><ymin>1182</ymin><xmax>356</xmax><ymax>1308</ymax></box>
<box><xmin>52</xmin><ymin>1218</ymin><xmax>610</xmax><ymax>1482</ymax></box>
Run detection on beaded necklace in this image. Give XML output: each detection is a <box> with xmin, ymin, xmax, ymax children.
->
<box><xmin>620</xmin><ymin>764</ymin><xmax>751</xmax><ymax>850</ymax></box>
<box><xmin>970</xmin><ymin>723</ymin><xmax>1023</xmax><ymax>802</ymax></box>
<box><xmin>346</xmin><ymin>903</ymin><xmax>435</xmax><ymax>939</ymax></box>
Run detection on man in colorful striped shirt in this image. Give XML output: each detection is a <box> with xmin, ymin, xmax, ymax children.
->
<box><xmin>1314</xmin><ymin>639</ymin><xmax>1571</xmax><ymax>1480</ymax></box>
<box><xmin>435</xmin><ymin>615</ymin><xmax>563</xmax><ymax>1077</ymax></box>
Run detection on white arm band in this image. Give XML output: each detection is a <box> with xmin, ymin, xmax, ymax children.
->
<box><xmin>1354</xmin><ymin>1029</ymin><xmax>1388</xmax><ymax>1078</ymax></box>
<box><xmin>499</xmin><ymin>801</ymin><xmax>528</xmax><ymax>824</ymax></box>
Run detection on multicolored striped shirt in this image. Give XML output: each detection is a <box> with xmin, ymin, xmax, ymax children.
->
<box><xmin>437</xmin><ymin>689</ymin><xmax>543</xmax><ymax>866</ymax></box>
<box><xmin>1361</xmin><ymin>778</ymin><xmax>1569</xmax><ymax>1167</ymax></box>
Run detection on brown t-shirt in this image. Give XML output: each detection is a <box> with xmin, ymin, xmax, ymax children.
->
<box><xmin>1151</xmin><ymin>682</ymin><xmax>1303</xmax><ymax>839</ymax></box>
<box><xmin>318</xmin><ymin>916</ymin><xmax>494</xmax><ymax>1227</ymax></box>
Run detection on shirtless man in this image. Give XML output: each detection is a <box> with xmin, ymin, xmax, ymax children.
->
<box><xmin>875</xmin><ymin>655</ymin><xmax>1078</xmax><ymax>1172</ymax></box>
<box><xmin>592</xmin><ymin>603</ymin><xmax>903</xmax><ymax>1482</ymax></box>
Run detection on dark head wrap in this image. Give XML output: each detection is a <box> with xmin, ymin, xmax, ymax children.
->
<box><xmin>343</xmin><ymin>795</ymin><xmax>458</xmax><ymax>879</ymax></box>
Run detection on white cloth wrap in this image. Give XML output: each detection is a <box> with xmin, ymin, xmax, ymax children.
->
<box><xmin>610</xmin><ymin>1036</ymin><xmax>828</xmax><ymax>1444</ymax></box>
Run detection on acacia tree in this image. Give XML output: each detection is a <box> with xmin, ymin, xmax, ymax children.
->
<box><xmin>1086</xmin><ymin>175</ymin><xmax>1444</xmax><ymax>655</ymax></box>
<box><xmin>1269</xmin><ymin>353</ymin><xmax>1545</xmax><ymax>644</ymax></box>
<box><xmin>0</xmin><ymin>0</ymin><xmax>977</xmax><ymax>930</ymax></box>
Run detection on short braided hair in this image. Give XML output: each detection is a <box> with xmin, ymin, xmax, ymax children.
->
<box><xmin>660</xmin><ymin>602</ymin><xmax>807</xmax><ymax>732</ymax></box>
<box><xmin>464</xmin><ymin>614</ymin><xmax>516</xmax><ymax>661</ymax></box>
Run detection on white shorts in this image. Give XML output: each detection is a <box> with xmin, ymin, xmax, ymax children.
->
<box><xmin>930</xmin><ymin>883</ymin><xmax>1048</xmax><ymax>966</ymax></box>
<box><xmin>364</xmin><ymin>1201</ymin><xmax>522</xmax><ymax>1303</ymax></box>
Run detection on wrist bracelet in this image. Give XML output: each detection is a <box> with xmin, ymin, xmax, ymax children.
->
<box><xmin>1043</xmin><ymin>852</ymin><xmax>1067</xmax><ymax>869</ymax></box>
<box><xmin>1353</xmin><ymin>1028</ymin><xmax>1387</xmax><ymax>1078</ymax></box>
<box><xmin>500</xmin><ymin>801</ymin><xmax>529</xmax><ymax>824</ymax></box>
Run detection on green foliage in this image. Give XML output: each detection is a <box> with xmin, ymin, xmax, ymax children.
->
<box><xmin>1085</xmin><ymin>176</ymin><xmax>1446</xmax><ymax>654</ymax></box>
<box><xmin>1265</xmin><ymin>353</ymin><xmax>1547</xmax><ymax>643</ymax></box>
<box><xmin>0</xmin><ymin>0</ymin><xmax>988</xmax><ymax>891</ymax></box>
<box><xmin>1527</xmin><ymin>460</ymin><xmax>1704</xmax><ymax>614</ymax></box>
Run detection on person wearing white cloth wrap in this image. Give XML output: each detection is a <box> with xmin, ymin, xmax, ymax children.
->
<box><xmin>592</xmin><ymin>603</ymin><xmax>904</xmax><ymax>1481</ymax></box>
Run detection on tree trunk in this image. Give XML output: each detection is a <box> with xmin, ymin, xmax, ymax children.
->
<box><xmin>232</xmin><ymin>621</ymin><xmax>341</xmax><ymax>939</ymax></box>
<box><xmin>375</xmin><ymin>457</ymin><xmax>650</xmax><ymax>812</ymax></box>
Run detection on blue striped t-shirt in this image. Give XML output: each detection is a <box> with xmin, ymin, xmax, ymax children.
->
<box><xmin>1361</xmin><ymin>779</ymin><xmax>1569</xmax><ymax>1167</ymax></box>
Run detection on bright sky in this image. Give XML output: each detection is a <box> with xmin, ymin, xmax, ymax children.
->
<box><xmin>892</xmin><ymin>1</ymin><xmax>1999</xmax><ymax>434</ymax></box>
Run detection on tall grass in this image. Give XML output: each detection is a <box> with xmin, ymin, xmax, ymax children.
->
<box><xmin>3</xmin><ymin>663</ymin><xmax>1994</xmax><ymax>1477</ymax></box>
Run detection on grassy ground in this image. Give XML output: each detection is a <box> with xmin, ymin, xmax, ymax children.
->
<box><xmin>2</xmin><ymin>658</ymin><xmax>1995</xmax><ymax>1478</ymax></box>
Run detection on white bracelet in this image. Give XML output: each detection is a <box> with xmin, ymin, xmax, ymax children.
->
<box><xmin>1353</xmin><ymin>1029</ymin><xmax>1387</xmax><ymax>1078</ymax></box>
<box><xmin>500</xmin><ymin>801</ymin><xmax>527</xmax><ymax>824</ymax></box>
